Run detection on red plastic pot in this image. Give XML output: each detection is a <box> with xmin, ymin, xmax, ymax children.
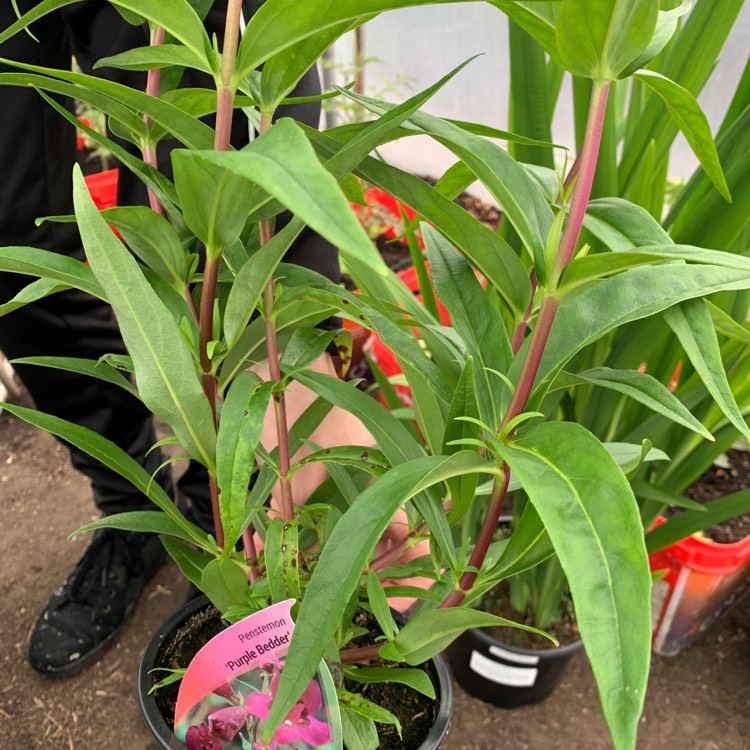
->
<box><xmin>649</xmin><ymin>517</ymin><xmax>750</xmax><ymax>656</ymax></box>
<box><xmin>84</xmin><ymin>168</ymin><xmax>119</xmax><ymax>211</ymax></box>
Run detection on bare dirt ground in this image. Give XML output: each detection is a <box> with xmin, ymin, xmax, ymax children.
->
<box><xmin>2</xmin><ymin>395</ymin><xmax>749</xmax><ymax>749</ymax></box>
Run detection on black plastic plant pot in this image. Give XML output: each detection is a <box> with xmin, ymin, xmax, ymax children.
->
<box><xmin>447</xmin><ymin>626</ymin><xmax>582</xmax><ymax>709</ymax></box>
<box><xmin>138</xmin><ymin>596</ymin><xmax>453</xmax><ymax>749</ymax></box>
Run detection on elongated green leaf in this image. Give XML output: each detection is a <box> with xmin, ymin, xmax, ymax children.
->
<box><xmin>337</xmin><ymin>90</ymin><xmax>554</xmax><ymax>267</ymax></box>
<box><xmin>486</xmin><ymin>501</ymin><xmax>554</xmax><ymax>581</ymax></box>
<box><xmin>201</xmin><ymin>557</ymin><xmax>249</xmax><ymax>613</ymax></box>
<box><xmin>493</xmin><ymin>2</ymin><xmax>562</xmax><ymax>67</ymax></box>
<box><xmin>74</xmin><ymin>510</ymin><xmax>209</xmax><ymax>548</ymax></box>
<box><xmin>0</xmin><ymin>246</ymin><xmax>103</xmax><ymax>300</ymax></box>
<box><xmin>532</xmin><ymin>263</ymin><xmax>750</xmax><ymax>396</ymax></box>
<box><xmin>216</xmin><ymin>373</ymin><xmax>272</xmax><ymax>551</ymax></box>
<box><xmin>584</xmin><ymin>197</ymin><xmax>672</xmax><ymax>251</ymax></box>
<box><xmin>425</xmin><ymin>224</ymin><xmax>512</xmax><ymax>426</ymax></box>
<box><xmin>663</xmin><ymin>300</ymin><xmax>750</xmax><ymax>439</ymax></box>
<box><xmin>294</xmin><ymin>446</ymin><xmax>390</xmax><ymax>477</ymax></box>
<box><xmin>188</xmin><ymin>119</ymin><xmax>385</xmax><ymax>277</ymax></box>
<box><xmin>340</xmin><ymin>708</ymin><xmax>378</xmax><ymax>750</ymax></box>
<box><xmin>1</xmin><ymin>402</ymin><xmax>205</xmax><ymax>543</ymax></box>
<box><xmin>305</xmin><ymin>126</ymin><xmax>531</xmax><ymax>317</ymax></box>
<box><xmin>10</xmin><ymin>356</ymin><xmax>139</xmax><ymax>399</ymax></box>
<box><xmin>706</xmin><ymin>302</ymin><xmax>750</xmax><ymax>345</ymax></box>
<box><xmin>265</xmin><ymin>452</ymin><xmax>499</xmax><ymax>741</ymax></box>
<box><xmin>442</xmin><ymin>359</ymin><xmax>480</xmax><ymax>523</ymax></box>
<box><xmin>95</xmin><ymin>44</ymin><xmax>212</xmax><ymax>74</ymax></box>
<box><xmin>393</xmin><ymin>607</ymin><xmax>553</xmax><ymax>665</ymax></box>
<box><xmin>73</xmin><ymin>167</ymin><xmax>217</xmax><ymax>470</ymax></box>
<box><xmin>103</xmin><ymin>207</ymin><xmax>188</xmax><ymax>288</ymax></box>
<box><xmin>499</xmin><ymin>422</ymin><xmax>651</xmax><ymax>750</ymax></box>
<box><xmin>619</xmin><ymin>0</ymin><xmax>692</xmax><ymax>78</ymax></box>
<box><xmin>367</xmin><ymin>571</ymin><xmax>398</xmax><ymax>641</ymax></box>
<box><xmin>645</xmin><ymin>489</ymin><xmax>750</xmax><ymax>553</ymax></box>
<box><xmin>343</xmin><ymin>666</ymin><xmax>435</xmax><ymax>700</ymax></box>
<box><xmin>161</xmin><ymin>536</ymin><xmax>212</xmax><ymax>589</ymax></box>
<box><xmin>0</xmin><ymin>0</ymin><xmax>212</xmax><ymax>67</ymax></box>
<box><xmin>556</xmin><ymin>0</ymin><xmax>658</xmax><ymax>80</ymax></box>
<box><xmin>634</xmin><ymin>70</ymin><xmax>730</xmax><ymax>201</ymax></box>
<box><xmin>571</xmin><ymin>366</ymin><xmax>713</xmax><ymax>439</ymax></box>
<box><xmin>0</xmin><ymin>278</ymin><xmax>68</xmax><ymax>318</ymax></box>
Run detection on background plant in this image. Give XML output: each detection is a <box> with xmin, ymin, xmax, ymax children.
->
<box><xmin>0</xmin><ymin>3</ymin><xmax>749</xmax><ymax>750</ymax></box>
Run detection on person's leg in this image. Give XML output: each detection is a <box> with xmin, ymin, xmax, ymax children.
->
<box><xmin>0</xmin><ymin>0</ymin><xmax>168</xmax><ymax>676</ymax></box>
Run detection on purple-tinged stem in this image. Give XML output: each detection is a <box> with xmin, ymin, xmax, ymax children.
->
<box><xmin>369</xmin><ymin>523</ymin><xmax>426</xmax><ymax>573</ymax></box>
<box><xmin>242</xmin><ymin>528</ymin><xmax>260</xmax><ymax>583</ymax></box>
<box><xmin>436</xmin><ymin>80</ymin><xmax>612</xmax><ymax>612</ymax></box>
<box><xmin>214</xmin><ymin>0</ymin><xmax>244</xmax><ymax>151</ymax></box>
<box><xmin>143</xmin><ymin>26</ymin><xmax>165</xmax><ymax>217</ymax></box>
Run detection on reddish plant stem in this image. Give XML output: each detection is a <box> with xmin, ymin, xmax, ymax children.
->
<box><xmin>242</xmin><ymin>528</ymin><xmax>260</xmax><ymax>583</ymax></box>
<box><xmin>435</xmin><ymin>80</ymin><xmax>612</xmax><ymax>612</ymax></box>
<box><xmin>214</xmin><ymin>0</ymin><xmax>244</xmax><ymax>151</ymax></box>
<box><xmin>510</xmin><ymin>270</ymin><xmax>538</xmax><ymax>354</ymax></box>
<box><xmin>142</xmin><ymin>26</ymin><xmax>166</xmax><ymax>217</ymax></box>
<box><xmin>369</xmin><ymin>522</ymin><xmax>426</xmax><ymax>573</ymax></box>
<box><xmin>341</xmin><ymin>644</ymin><xmax>381</xmax><ymax>664</ymax></box>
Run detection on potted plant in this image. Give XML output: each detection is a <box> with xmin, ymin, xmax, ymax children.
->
<box><xmin>1</xmin><ymin>2</ymin><xmax>750</xmax><ymax>750</ymax></box>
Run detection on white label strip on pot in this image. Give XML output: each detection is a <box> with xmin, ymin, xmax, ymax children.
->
<box><xmin>469</xmin><ymin>650</ymin><xmax>538</xmax><ymax>688</ymax></box>
<box><xmin>488</xmin><ymin>644</ymin><xmax>540</xmax><ymax>665</ymax></box>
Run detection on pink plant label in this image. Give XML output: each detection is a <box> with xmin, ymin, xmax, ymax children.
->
<box><xmin>174</xmin><ymin>599</ymin><xmax>342</xmax><ymax>749</ymax></box>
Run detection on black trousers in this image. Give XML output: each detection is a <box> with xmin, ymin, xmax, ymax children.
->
<box><xmin>0</xmin><ymin>0</ymin><xmax>337</xmax><ymax>527</ymax></box>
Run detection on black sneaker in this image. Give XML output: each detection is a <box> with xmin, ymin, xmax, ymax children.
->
<box><xmin>27</xmin><ymin>527</ymin><xmax>166</xmax><ymax>677</ymax></box>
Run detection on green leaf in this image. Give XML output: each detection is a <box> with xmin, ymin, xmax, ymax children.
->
<box><xmin>265</xmin><ymin>518</ymin><xmax>302</xmax><ymax>603</ymax></box>
<box><xmin>557</xmin><ymin>0</ymin><xmax>658</xmax><ymax>80</ymax></box>
<box><xmin>603</xmin><ymin>441</ymin><xmax>669</xmax><ymax>475</ymax></box>
<box><xmin>706</xmin><ymin>302</ymin><xmax>750</xmax><ymax>345</ymax></box>
<box><xmin>73</xmin><ymin>167</ymin><xmax>217</xmax><ymax>470</ymax></box>
<box><xmin>584</xmin><ymin>197</ymin><xmax>672</xmax><ymax>252</ymax></box>
<box><xmin>95</xmin><ymin>44</ymin><xmax>212</xmax><ymax>74</ymax></box>
<box><xmin>343</xmin><ymin>665</ymin><xmax>435</xmax><ymax>699</ymax></box>
<box><xmin>305</xmin><ymin>126</ymin><xmax>531</xmax><ymax>318</ymax></box>
<box><xmin>294</xmin><ymin>446</ymin><xmax>390</xmax><ymax>478</ymax></box>
<box><xmin>0</xmin><ymin>246</ymin><xmax>103</xmax><ymax>300</ymax></box>
<box><xmin>486</xmin><ymin>501</ymin><xmax>554</xmax><ymax>582</ymax></box>
<box><xmin>266</xmin><ymin>452</ymin><xmax>498</xmax><ymax>740</ymax></box>
<box><xmin>492</xmin><ymin>2</ymin><xmax>562</xmax><ymax>67</ymax></box>
<box><xmin>0</xmin><ymin>0</ymin><xmax>212</xmax><ymax>68</ymax></box>
<box><xmin>340</xmin><ymin>709</ymin><xmax>378</xmax><ymax>750</ymax></box>
<box><xmin>338</xmin><ymin>690</ymin><xmax>401</xmax><ymax>735</ymax></box>
<box><xmin>9</xmin><ymin>356</ymin><xmax>139</xmax><ymax>399</ymax></box>
<box><xmin>102</xmin><ymin>207</ymin><xmax>188</xmax><ymax>288</ymax></box>
<box><xmin>533</xmin><ymin>262</ymin><xmax>750</xmax><ymax>396</ymax></box>
<box><xmin>216</xmin><ymin>372</ymin><xmax>273</xmax><ymax>551</ymax></box>
<box><xmin>1</xmin><ymin>402</ymin><xmax>204</xmax><ymax>544</ymax></box>
<box><xmin>0</xmin><ymin>278</ymin><xmax>68</xmax><ymax>318</ymax></box>
<box><xmin>188</xmin><ymin>119</ymin><xmax>385</xmax><ymax>275</ymax></box>
<box><xmin>367</xmin><ymin>571</ymin><xmax>398</xmax><ymax>641</ymax></box>
<box><xmin>645</xmin><ymin>489</ymin><xmax>750</xmax><ymax>553</ymax></box>
<box><xmin>663</xmin><ymin>300</ymin><xmax>750</xmax><ymax>439</ymax></box>
<box><xmin>442</xmin><ymin>359</ymin><xmax>481</xmax><ymax>524</ymax></box>
<box><xmin>571</xmin><ymin>367</ymin><xmax>713</xmax><ymax>439</ymax></box>
<box><xmin>619</xmin><ymin>0</ymin><xmax>692</xmax><ymax>78</ymax></box>
<box><xmin>201</xmin><ymin>557</ymin><xmax>249</xmax><ymax>613</ymax></box>
<box><xmin>338</xmin><ymin>90</ymin><xmax>554</xmax><ymax>269</ymax></box>
<box><xmin>634</xmin><ymin>70</ymin><xmax>730</xmax><ymax>202</ymax></box>
<box><xmin>161</xmin><ymin>536</ymin><xmax>212</xmax><ymax>589</ymax></box>
<box><xmin>425</xmin><ymin>224</ymin><xmax>512</xmax><ymax>424</ymax></box>
<box><xmin>392</xmin><ymin>607</ymin><xmax>553</xmax><ymax>665</ymax></box>
<box><xmin>340</xmin><ymin>708</ymin><xmax>378</xmax><ymax>750</ymax></box>
<box><xmin>73</xmin><ymin>510</ymin><xmax>209</xmax><ymax>548</ymax></box>
<box><xmin>499</xmin><ymin>422</ymin><xmax>651</xmax><ymax>750</ymax></box>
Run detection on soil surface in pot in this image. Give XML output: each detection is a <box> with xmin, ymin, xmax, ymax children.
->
<box><xmin>478</xmin><ymin>580</ymin><xmax>579</xmax><ymax>650</ymax></box>
<box><xmin>676</xmin><ymin>448</ymin><xmax>750</xmax><ymax>543</ymax></box>
<box><xmin>3</xmin><ymin>380</ymin><xmax>750</xmax><ymax>749</ymax></box>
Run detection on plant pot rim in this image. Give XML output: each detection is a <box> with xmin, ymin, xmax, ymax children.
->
<box><xmin>466</xmin><ymin>625</ymin><xmax>583</xmax><ymax>659</ymax></box>
<box><xmin>653</xmin><ymin>516</ymin><xmax>750</xmax><ymax>574</ymax></box>
<box><xmin>139</xmin><ymin>596</ymin><xmax>452</xmax><ymax>750</ymax></box>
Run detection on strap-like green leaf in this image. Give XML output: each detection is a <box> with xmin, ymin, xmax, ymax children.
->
<box><xmin>499</xmin><ymin>422</ymin><xmax>651</xmax><ymax>750</ymax></box>
<box><xmin>0</xmin><ymin>278</ymin><xmax>69</xmax><ymax>318</ymax></box>
<box><xmin>663</xmin><ymin>300</ymin><xmax>750</xmax><ymax>439</ymax></box>
<box><xmin>634</xmin><ymin>70</ymin><xmax>731</xmax><ymax>202</ymax></box>
<box><xmin>73</xmin><ymin>167</ymin><xmax>217</xmax><ymax>471</ymax></box>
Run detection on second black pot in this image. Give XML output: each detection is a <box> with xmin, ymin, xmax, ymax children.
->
<box><xmin>448</xmin><ymin>626</ymin><xmax>582</xmax><ymax>708</ymax></box>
